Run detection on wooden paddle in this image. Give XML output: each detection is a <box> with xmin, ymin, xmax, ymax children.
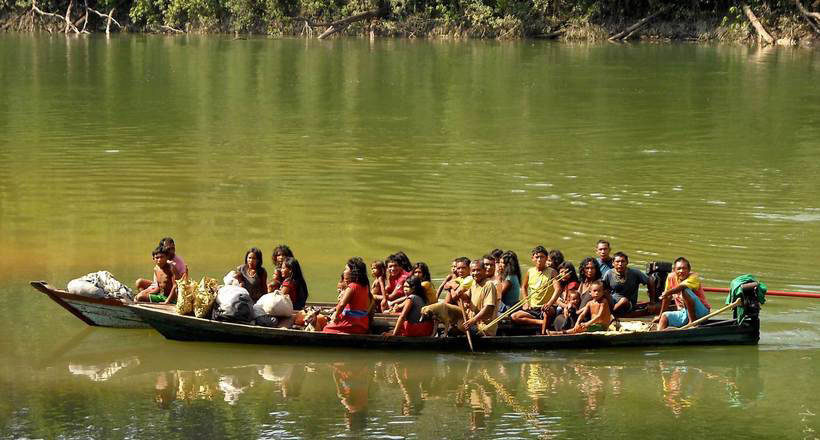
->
<box><xmin>458</xmin><ymin>298</ymin><xmax>474</xmax><ymax>352</ymax></box>
<box><xmin>678</xmin><ymin>298</ymin><xmax>742</xmax><ymax>330</ymax></box>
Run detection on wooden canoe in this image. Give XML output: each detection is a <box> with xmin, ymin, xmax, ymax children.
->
<box><xmin>31</xmin><ymin>281</ymin><xmax>338</xmax><ymax>329</ymax></box>
<box><xmin>129</xmin><ymin>303</ymin><xmax>760</xmax><ymax>351</ymax></box>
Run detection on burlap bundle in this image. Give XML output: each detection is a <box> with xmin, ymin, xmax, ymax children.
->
<box><xmin>175</xmin><ymin>278</ymin><xmax>198</xmax><ymax>315</ymax></box>
<box><xmin>194</xmin><ymin>276</ymin><xmax>219</xmax><ymax>318</ymax></box>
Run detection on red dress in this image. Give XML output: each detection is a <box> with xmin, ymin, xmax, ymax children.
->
<box><xmin>323</xmin><ymin>282</ymin><xmax>371</xmax><ymax>334</ymax></box>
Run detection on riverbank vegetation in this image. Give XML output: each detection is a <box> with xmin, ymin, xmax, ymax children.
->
<box><xmin>1</xmin><ymin>0</ymin><xmax>818</xmax><ymax>43</ymax></box>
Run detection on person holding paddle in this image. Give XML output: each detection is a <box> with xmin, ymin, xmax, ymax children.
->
<box><xmin>654</xmin><ymin>257</ymin><xmax>711</xmax><ymax>330</ymax></box>
<box><xmin>457</xmin><ymin>259</ymin><xmax>498</xmax><ymax>336</ymax></box>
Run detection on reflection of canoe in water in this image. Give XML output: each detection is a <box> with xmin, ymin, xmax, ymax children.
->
<box><xmin>31</xmin><ymin>280</ymin><xmax>337</xmax><ymax>329</ymax></box>
<box><xmin>31</xmin><ymin>281</ymin><xmax>155</xmax><ymax>329</ymax></box>
<box><xmin>129</xmin><ymin>302</ymin><xmax>760</xmax><ymax>351</ymax></box>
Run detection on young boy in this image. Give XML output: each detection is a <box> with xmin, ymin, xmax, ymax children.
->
<box><xmin>548</xmin><ymin>290</ymin><xmax>582</xmax><ymax>333</ymax></box>
<box><xmin>135</xmin><ymin>246</ymin><xmax>177</xmax><ymax>304</ymax></box>
<box><xmin>511</xmin><ymin>246</ymin><xmax>561</xmax><ymax>328</ymax></box>
<box><xmin>568</xmin><ymin>280</ymin><xmax>611</xmax><ymax>334</ymax></box>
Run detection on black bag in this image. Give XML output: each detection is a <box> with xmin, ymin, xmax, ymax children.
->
<box><xmin>211</xmin><ymin>288</ymin><xmax>254</xmax><ymax>324</ymax></box>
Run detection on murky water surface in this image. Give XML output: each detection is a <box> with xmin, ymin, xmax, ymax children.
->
<box><xmin>1</xmin><ymin>35</ymin><xmax>819</xmax><ymax>438</ymax></box>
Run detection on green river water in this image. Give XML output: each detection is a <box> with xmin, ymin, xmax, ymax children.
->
<box><xmin>1</xmin><ymin>35</ymin><xmax>819</xmax><ymax>439</ymax></box>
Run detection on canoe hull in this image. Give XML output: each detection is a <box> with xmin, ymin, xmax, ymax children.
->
<box><xmin>129</xmin><ymin>304</ymin><xmax>759</xmax><ymax>351</ymax></box>
<box><xmin>31</xmin><ymin>281</ymin><xmax>152</xmax><ymax>329</ymax></box>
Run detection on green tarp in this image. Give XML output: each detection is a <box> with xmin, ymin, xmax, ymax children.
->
<box><xmin>727</xmin><ymin>274</ymin><xmax>767</xmax><ymax>324</ymax></box>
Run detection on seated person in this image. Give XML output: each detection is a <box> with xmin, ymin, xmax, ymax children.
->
<box><xmin>278</xmin><ymin>257</ymin><xmax>309</xmax><ymax>310</ymax></box>
<box><xmin>553</xmin><ymin>261</ymin><xmax>580</xmax><ymax>310</ymax></box>
<box><xmin>383</xmin><ymin>254</ymin><xmax>412</xmax><ymax>311</ymax></box>
<box><xmin>443</xmin><ymin>257</ymin><xmax>474</xmax><ymax>305</ymax></box>
<box><xmin>510</xmin><ymin>246</ymin><xmax>562</xmax><ymax>328</ymax></box>
<box><xmin>577</xmin><ymin>256</ymin><xmax>603</xmax><ymax>308</ymax></box>
<box><xmin>451</xmin><ymin>259</ymin><xmax>498</xmax><ymax>336</ymax></box>
<box><xmin>384</xmin><ymin>276</ymin><xmax>434</xmax><ymax>337</ymax></box>
<box><xmin>160</xmin><ymin>237</ymin><xmax>188</xmax><ymax>280</ymax></box>
<box><xmin>495</xmin><ymin>251</ymin><xmax>522</xmax><ymax>313</ymax></box>
<box><xmin>135</xmin><ymin>246</ymin><xmax>177</xmax><ymax>304</ymax></box>
<box><xmin>324</xmin><ymin>258</ymin><xmax>372</xmax><ymax>335</ymax></box>
<box><xmin>235</xmin><ymin>247</ymin><xmax>268</xmax><ymax>303</ymax></box>
<box><xmin>267</xmin><ymin>244</ymin><xmax>294</xmax><ymax>292</ymax></box>
<box><xmin>412</xmin><ymin>262</ymin><xmax>438</xmax><ymax>305</ymax></box>
<box><xmin>370</xmin><ymin>260</ymin><xmax>387</xmax><ymax>310</ymax></box>
<box><xmin>550</xmin><ymin>290</ymin><xmax>582</xmax><ymax>333</ymax></box>
<box><xmin>566</xmin><ymin>281</ymin><xmax>612</xmax><ymax>334</ymax></box>
<box><xmin>602</xmin><ymin>251</ymin><xmax>655</xmax><ymax>315</ymax></box>
<box><xmin>595</xmin><ymin>239</ymin><xmax>614</xmax><ymax>276</ymax></box>
<box><xmin>655</xmin><ymin>257</ymin><xmax>711</xmax><ymax>330</ymax></box>
<box><xmin>436</xmin><ymin>259</ymin><xmax>459</xmax><ymax>299</ymax></box>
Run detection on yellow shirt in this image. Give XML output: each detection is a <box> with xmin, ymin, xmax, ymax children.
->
<box><xmin>526</xmin><ymin>267</ymin><xmax>554</xmax><ymax>308</ymax></box>
<box><xmin>422</xmin><ymin>281</ymin><xmax>437</xmax><ymax>304</ymax></box>
<box><xmin>469</xmin><ymin>279</ymin><xmax>498</xmax><ymax>335</ymax></box>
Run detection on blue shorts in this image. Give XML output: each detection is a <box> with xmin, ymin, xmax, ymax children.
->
<box><xmin>663</xmin><ymin>289</ymin><xmax>709</xmax><ymax>328</ymax></box>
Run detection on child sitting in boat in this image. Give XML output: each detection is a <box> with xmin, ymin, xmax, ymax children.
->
<box><xmin>384</xmin><ymin>276</ymin><xmax>434</xmax><ymax>337</ymax></box>
<box><xmin>324</xmin><ymin>258</ymin><xmax>372</xmax><ymax>335</ymax></box>
<box><xmin>370</xmin><ymin>260</ymin><xmax>387</xmax><ymax>311</ymax></box>
<box><xmin>383</xmin><ymin>254</ymin><xmax>412</xmax><ymax>312</ymax></box>
<box><xmin>267</xmin><ymin>244</ymin><xmax>294</xmax><ymax>292</ymax></box>
<box><xmin>278</xmin><ymin>257</ymin><xmax>309</xmax><ymax>310</ymax></box>
<box><xmin>549</xmin><ymin>290</ymin><xmax>582</xmax><ymax>333</ymax></box>
<box><xmin>412</xmin><ymin>262</ymin><xmax>438</xmax><ymax>305</ymax></box>
<box><xmin>565</xmin><ymin>280</ymin><xmax>612</xmax><ymax>334</ymax></box>
<box><xmin>159</xmin><ymin>237</ymin><xmax>188</xmax><ymax>280</ymax></box>
<box><xmin>134</xmin><ymin>246</ymin><xmax>177</xmax><ymax>304</ymax></box>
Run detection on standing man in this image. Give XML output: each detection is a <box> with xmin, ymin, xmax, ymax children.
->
<box><xmin>602</xmin><ymin>252</ymin><xmax>655</xmax><ymax>314</ymax></box>
<box><xmin>595</xmin><ymin>240</ymin><xmax>614</xmax><ymax>276</ymax></box>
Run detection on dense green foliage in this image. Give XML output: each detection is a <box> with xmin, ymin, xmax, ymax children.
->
<box><xmin>1</xmin><ymin>0</ymin><xmax>817</xmax><ymax>40</ymax></box>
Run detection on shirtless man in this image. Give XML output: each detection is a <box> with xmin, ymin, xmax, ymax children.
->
<box><xmin>135</xmin><ymin>246</ymin><xmax>177</xmax><ymax>304</ymax></box>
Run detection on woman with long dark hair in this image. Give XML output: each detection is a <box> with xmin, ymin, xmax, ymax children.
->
<box><xmin>324</xmin><ymin>257</ymin><xmax>372</xmax><ymax>334</ymax></box>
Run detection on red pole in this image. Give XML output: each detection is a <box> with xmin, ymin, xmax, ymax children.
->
<box><xmin>704</xmin><ymin>286</ymin><xmax>820</xmax><ymax>299</ymax></box>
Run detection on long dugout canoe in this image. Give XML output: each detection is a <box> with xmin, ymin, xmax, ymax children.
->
<box><xmin>129</xmin><ymin>304</ymin><xmax>760</xmax><ymax>352</ymax></box>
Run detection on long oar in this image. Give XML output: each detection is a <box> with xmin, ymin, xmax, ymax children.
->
<box><xmin>458</xmin><ymin>298</ymin><xmax>474</xmax><ymax>352</ymax></box>
<box><xmin>677</xmin><ymin>298</ymin><xmax>742</xmax><ymax>330</ymax></box>
<box><xmin>704</xmin><ymin>286</ymin><xmax>820</xmax><ymax>300</ymax></box>
<box><xmin>479</xmin><ymin>272</ymin><xmax>569</xmax><ymax>334</ymax></box>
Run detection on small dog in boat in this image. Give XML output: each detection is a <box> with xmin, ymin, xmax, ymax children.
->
<box><xmin>420</xmin><ymin>302</ymin><xmax>464</xmax><ymax>336</ymax></box>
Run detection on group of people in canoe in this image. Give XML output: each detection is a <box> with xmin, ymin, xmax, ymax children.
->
<box><xmin>134</xmin><ymin>237</ymin><xmax>713</xmax><ymax>336</ymax></box>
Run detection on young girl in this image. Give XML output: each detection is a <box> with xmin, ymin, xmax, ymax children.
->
<box><xmin>324</xmin><ymin>258</ymin><xmax>372</xmax><ymax>335</ymax></box>
<box><xmin>267</xmin><ymin>245</ymin><xmax>294</xmax><ymax>292</ymax></box>
<box><xmin>384</xmin><ymin>276</ymin><xmax>434</xmax><ymax>337</ymax></box>
<box><xmin>279</xmin><ymin>257</ymin><xmax>309</xmax><ymax>310</ymax></box>
<box><xmin>412</xmin><ymin>262</ymin><xmax>437</xmax><ymax>305</ymax></box>
<box><xmin>495</xmin><ymin>251</ymin><xmax>522</xmax><ymax>313</ymax></box>
<box><xmin>370</xmin><ymin>260</ymin><xmax>387</xmax><ymax>311</ymax></box>
<box><xmin>235</xmin><ymin>248</ymin><xmax>268</xmax><ymax>302</ymax></box>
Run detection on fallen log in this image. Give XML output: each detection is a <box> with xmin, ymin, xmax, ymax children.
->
<box><xmin>318</xmin><ymin>6</ymin><xmax>387</xmax><ymax>40</ymax></box>
<box><xmin>742</xmin><ymin>3</ymin><xmax>775</xmax><ymax>44</ymax></box>
<box><xmin>794</xmin><ymin>0</ymin><xmax>820</xmax><ymax>34</ymax></box>
<box><xmin>608</xmin><ymin>5</ymin><xmax>670</xmax><ymax>41</ymax></box>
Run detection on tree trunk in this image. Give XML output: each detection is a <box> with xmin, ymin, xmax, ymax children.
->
<box><xmin>794</xmin><ymin>0</ymin><xmax>820</xmax><ymax>34</ymax></box>
<box><xmin>608</xmin><ymin>5</ymin><xmax>671</xmax><ymax>41</ymax></box>
<box><xmin>742</xmin><ymin>4</ymin><xmax>775</xmax><ymax>44</ymax></box>
<box><xmin>318</xmin><ymin>7</ymin><xmax>388</xmax><ymax>39</ymax></box>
